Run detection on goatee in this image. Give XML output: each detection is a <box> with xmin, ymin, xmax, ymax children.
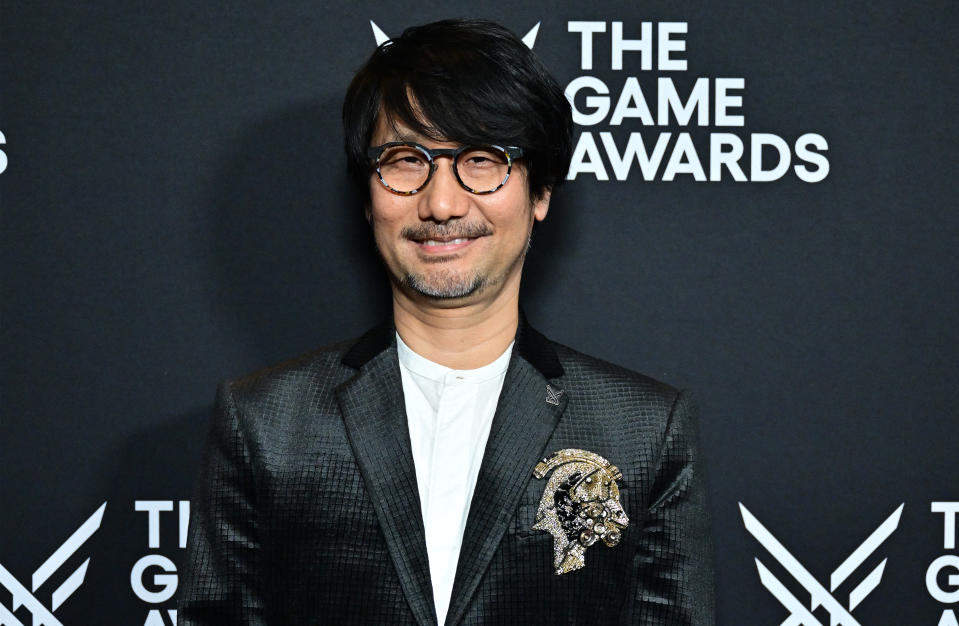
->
<box><xmin>401</xmin><ymin>269</ymin><xmax>486</xmax><ymax>299</ymax></box>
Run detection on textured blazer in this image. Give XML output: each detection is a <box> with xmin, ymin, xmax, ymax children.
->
<box><xmin>178</xmin><ymin>318</ymin><xmax>715</xmax><ymax>625</ymax></box>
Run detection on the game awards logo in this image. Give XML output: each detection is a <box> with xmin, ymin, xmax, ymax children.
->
<box><xmin>367</xmin><ymin>19</ymin><xmax>829</xmax><ymax>184</ymax></box>
<box><xmin>0</xmin><ymin>503</ymin><xmax>106</xmax><ymax>625</ymax></box>
<box><xmin>740</xmin><ymin>503</ymin><xmax>904</xmax><ymax>625</ymax></box>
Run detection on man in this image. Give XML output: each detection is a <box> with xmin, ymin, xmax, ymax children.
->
<box><xmin>179</xmin><ymin>18</ymin><xmax>714</xmax><ymax>625</ymax></box>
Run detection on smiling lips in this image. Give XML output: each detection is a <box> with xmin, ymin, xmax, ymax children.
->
<box><xmin>412</xmin><ymin>236</ymin><xmax>478</xmax><ymax>254</ymax></box>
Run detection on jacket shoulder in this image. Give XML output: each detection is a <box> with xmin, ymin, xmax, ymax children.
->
<box><xmin>550</xmin><ymin>340</ymin><xmax>682</xmax><ymax>414</ymax></box>
<box><xmin>220</xmin><ymin>337</ymin><xmax>359</xmax><ymax>418</ymax></box>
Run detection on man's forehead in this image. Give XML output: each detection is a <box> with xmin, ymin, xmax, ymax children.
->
<box><xmin>372</xmin><ymin>112</ymin><xmax>449</xmax><ymax>145</ymax></box>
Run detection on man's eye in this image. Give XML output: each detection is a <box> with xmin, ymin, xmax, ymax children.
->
<box><xmin>459</xmin><ymin>149</ymin><xmax>506</xmax><ymax>168</ymax></box>
<box><xmin>383</xmin><ymin>150</ymin><xmax>427</xmax><ymax>167</ymax></box>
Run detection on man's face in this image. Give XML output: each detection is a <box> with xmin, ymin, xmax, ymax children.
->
<box><xmin>368</xmin><ymin>114</ymin><xmax>550</xmax><ymax>306</ymax></box>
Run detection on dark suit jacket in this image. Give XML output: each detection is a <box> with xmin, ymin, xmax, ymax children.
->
<box><xmin>178</xmin><ymin>319</ymin><xmax>715</xmax><ymax>625</ymax></box>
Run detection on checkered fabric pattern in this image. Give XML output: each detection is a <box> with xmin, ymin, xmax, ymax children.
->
<box><xmin>178</xmin><ymin>319</ymin><xmax>715</xmax><ymax>625</ymax></box>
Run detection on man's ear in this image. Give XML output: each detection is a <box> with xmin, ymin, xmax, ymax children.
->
<box><xmin>532</xmin><ymin>188</ymin><xmax>551</xmax><ymax>222</ymax></box>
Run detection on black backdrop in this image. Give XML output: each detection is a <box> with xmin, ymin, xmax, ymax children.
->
<box><xmin>2</xmin><ymin>2</ymin><xmax>957</xmax><ymax>624</ymax></box>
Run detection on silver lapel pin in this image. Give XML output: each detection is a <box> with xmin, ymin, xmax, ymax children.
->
<box><xmin>545</xmin><ymin>384</ymin><xmax>563</xmax><ymax>406</ymax></box>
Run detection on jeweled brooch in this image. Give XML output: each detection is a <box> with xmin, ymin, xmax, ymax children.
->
<box><xmin>532</xmin><ymin>448</ymin><xmax>629</xmax><ymax>575</ymax></box>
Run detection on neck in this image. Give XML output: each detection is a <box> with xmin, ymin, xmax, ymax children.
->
<box><xmin>392</xmin><ymin>277</ymin><xmax>521</xmax><ymax>370</ymax></box>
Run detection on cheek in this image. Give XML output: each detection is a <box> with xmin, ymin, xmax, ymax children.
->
<box><xmin>368</xmin><ymin>200</ymin><xmax>411</xmax><ymax>259</ymax></box>
<box><xmin>372</xmin><ymin>213</ymin><xmax>405</xmax><ymax>243</ymax></box>
<box><xmin>369</xmin><ymin>191</ymin><xmax>407</xmax><ymax>231</ymax></box>
<box><xmin>485</xmin><ymin>199</ymin><xmax>535</xmax><ymax>238</ymax></box>
<box><xmin>370</xmin><ymin>216</ymin><xmax>399</xmax><ymax>252</ymax></box>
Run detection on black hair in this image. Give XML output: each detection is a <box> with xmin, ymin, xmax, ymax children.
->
<box><xmin>343</xmin><ymin>18</ymin><xmax>573</xmax><ymax>204</ymax></box>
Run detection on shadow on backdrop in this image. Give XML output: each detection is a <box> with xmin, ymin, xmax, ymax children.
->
<box><xmin>65</xmin><ymin>409</ymin><xmax>210</xmax><ymax>624</ymax></box>
<box><xmin>208</xmin><ymin>97</ymin><xmax>390</xmax><ymax>364</ymax></box>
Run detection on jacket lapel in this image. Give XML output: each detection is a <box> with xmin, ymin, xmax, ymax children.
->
<box><xmin>337</xmin><ymin>324</ymin><xmax>437</xmax><ymax>626</ymax></box>
<box><xmin>444</xmin><ymin>321</ymin><xmax>568</xmax><ymax>626</ymax></box>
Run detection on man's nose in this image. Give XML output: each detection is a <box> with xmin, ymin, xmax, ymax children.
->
<box><xmin>418</xmin><ymin>158</ymin><xmax>469</xmax><ymax>222</ymax></box>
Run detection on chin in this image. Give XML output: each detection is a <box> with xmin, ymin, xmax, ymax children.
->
<box><xmin>402</xmin><ymin>270</ymin><xmax>488</xmax><ymax>301</ymax></box>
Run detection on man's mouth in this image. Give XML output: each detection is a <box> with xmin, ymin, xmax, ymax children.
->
<box><xmin>401</xmin><ymin>222</ymin><xmax>493</xmax><ymax>254</ymax></box>
<box><xmin>419</xmin><ymin>237</ymin><xmax>472</xmax><ymax>246</ymax></box>
<box><xmin>411</xmin><ymin>236</ymin><xmax>478</xmax><ymax>253</ymax></box>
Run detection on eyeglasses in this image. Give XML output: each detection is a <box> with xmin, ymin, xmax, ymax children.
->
<box><xmin>367</xmin><ymin>142</ymin><xmax>524</xmax><ymax>195</ymax></box>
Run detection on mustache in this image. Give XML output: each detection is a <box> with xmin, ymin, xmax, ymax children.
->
<box><xmin>401</xmin><ymin>220</ymin><xmax>493</xmax><ymax>241</ymax></box>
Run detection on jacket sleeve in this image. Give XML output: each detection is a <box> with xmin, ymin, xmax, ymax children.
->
<box><xmin>178</xmin><ymin>383</ymin><xmax>266</xmax><ymax>625</ymax></box>
<box><xmin>629</xmin><ymin>390</ymin><xmax>716</xmax><ymax>625</ymax></box>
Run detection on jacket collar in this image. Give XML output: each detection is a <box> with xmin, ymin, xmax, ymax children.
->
<box><xmin>337</xmin><ymin>309</ymin><xmax>567</xmax><ymax>625</ymax></box>
<box><xmin>342</xmin><ymin>310</ymin><xmax>564</xmax><ymax>379</ymax></box>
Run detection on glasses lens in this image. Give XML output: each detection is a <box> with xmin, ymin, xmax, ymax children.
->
<box><xmin>378</xmin><ymin>145</ymin><xmax>431</xmax><ymax>193</ymax></box>
<box><xmin>455</xmin><ymin>147</ymin><xmax>511</xmax><ymax>193</ymax></box>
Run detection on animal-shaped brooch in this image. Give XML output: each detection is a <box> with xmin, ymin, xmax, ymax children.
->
<box><xmin>532</xmin><ymin>449</ymin><xmax>629</xmax><ymax>575</ymax></box>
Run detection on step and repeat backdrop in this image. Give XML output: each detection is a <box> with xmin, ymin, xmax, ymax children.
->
<box><xmin>2</xmin><ymin>2</ymin><xmax>957</xmax><ymax>624</ymax></box>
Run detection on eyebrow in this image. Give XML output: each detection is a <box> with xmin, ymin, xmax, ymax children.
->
<box><xmin>382</xmin><ymin>119</ymin><xmax>448</xmax><ymax>144</ymax></box>
<box><xmin>387</xmin><ymin>132</ymin><xmax>422</xmax><ymax>143</ymax></box>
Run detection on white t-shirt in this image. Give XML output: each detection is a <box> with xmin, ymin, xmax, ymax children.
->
<box><xmin>396</xmin><ymin>333</ymin><xmax>513</xmax><ymax>626</ymax></box>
